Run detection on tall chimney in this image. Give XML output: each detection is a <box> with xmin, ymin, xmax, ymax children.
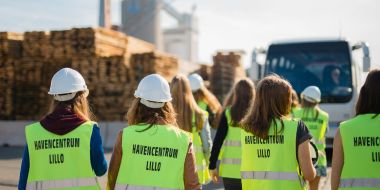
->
<box><xmin>99</xmin><ymin>0</ymin><xmax>111</xmax><ymax>29</ymax></box>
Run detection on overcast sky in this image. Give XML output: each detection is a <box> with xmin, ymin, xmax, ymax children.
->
<box><xmin>0</xmin><ymin>0</ymin><xmax>379</xmax><ymax>68</ymax></box>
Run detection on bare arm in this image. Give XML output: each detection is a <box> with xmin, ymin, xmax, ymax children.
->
<box><xmin>106</xmin><ymin>131</ymin><xmax>123</xmax><ymax>190</ymax></box>
<box><xmin>298</xmin><ymin>139</ymin><xmax>316</xmax><ymax>181</ymax></box>
<box><xmin>331</xmin><ymin>129</ymin><xmax>344</xmax><ymax>190</ymax></box>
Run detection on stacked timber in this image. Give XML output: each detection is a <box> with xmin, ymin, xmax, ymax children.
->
<box><xmin>196</xmin><ymin>64</ymin><xmax>212</xmax><ymax>81</ymax></box>
<box><xmin>22</xmin><ymin>28</ymin><xmax>128</xmax><ymax>59</ymax></box>
<box><xmin>0</xmin><ymin>32</ymin><xmax>22</xmax><ymax>119</ymax></box>
<box><xmin>0</xmin><ymin>32</ymin><xmax>23</xmax><ymax>58</ymax></box>
<box><xmin>0</xmin><ymin>27</ymin><xmax>178</xmax><ymax>121</ymax></box>
<box><xmin>210</xmin><ymin>52</ymin><xmax>246</xmax><ymax>103</ymax></box>
<box><xmin>129</xmin><ymin>51</ymin><xmax>179</xmax><ymax>82</ymax></box>
<box><xmin>0</xmin><ymin>59</ymin><xmax>17</xmax><ymax>119</ymax></box>
<box><xmin>72</xmin><ymin>56</ymin><xmax>132</xmax><ymax>121</ymax></box>
<box><xmin>22</xmin><ymin>31</ymin><xmax>50</xmax><ymax>58</ymax></box>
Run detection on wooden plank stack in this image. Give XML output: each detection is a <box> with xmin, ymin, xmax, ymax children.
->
<box><xmin>0</xmin><ymin>27</ymin><xmax>179</xmax><ymax>121</ymax></box>
<box><xmin>129</xmin><ymin>51</ymin><xmax>179</xmax><ymax>82</ymax></box>
<box><xmin>0</xmin><ymin>32</ymin><xmax>23</xmax><ymax>58</ymax></box>
<box><xmin>71</xmin><ymin>56</ymin><xmax>133</xmax><ymax>121</ymax></box>
<box><xmin>22</xmin><ymin>28</ymin><xmax>128</xmax><ymax>59</ymax></box>
<box><xmin>0</xmin><ymin>32</ymin><xmax>23</xmax><ymax>119</ymax></box>
<box><xmin>210</xmin><ymin>52</ymin><xmax>246</xmax><ymax>103</ymax></box>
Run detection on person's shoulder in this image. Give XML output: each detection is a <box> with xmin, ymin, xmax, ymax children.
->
<box><xmin>25</xmin><ymin>122</ymin><xmax>41</xmax><ymax>129</ymax></box>
<box><xmin>292</xmin><ymin>107</ymin><xmax>302</xmax><ymax>113</ymax></box>
<box><xmin>81</xmin><ymin>120</ymin><xmax>99</xmax><ymax>128</ymax></box>
<box><xmin>168</xmin><ymin>125</ymin><xmax>191</xmax><ymax>136</ymax></box>
<box><xmin>25</xmin><ymin>122</ymin><xmax>44</xmax><ymax>133</ymax></box>
<box><xmin>123</xmin><ymin>124</ymin><xmax>141</xmax><ymax>132</ymax></box>
<box><xmin>284</xmin><ymin>117</ymin><xmax>301</xmax><ymax>126</ymax></box>
<box><xmin>339</xmin><ymin>115</ymin><xmax>362</xmax><ymax>129</ymax></box>
<box><xmin>318</xmin><ymin>109</ymin><xmax>329</xmax><ymax>118</ymax></box>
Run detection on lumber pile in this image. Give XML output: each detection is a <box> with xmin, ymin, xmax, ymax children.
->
<box><xmin>0</xmin><ymin>32</ymin><xmax>23</xmax><ymax>58</ymax></box>
<box><xmin>0</xmin><ymin>27</ymin><xmax>178</xmax><ymax>121</ymax></box>
<box><xmin>22</xmin><ymin>28</ymin><xmax>128</xmax><ymax>59</ymax></box>
<box><xmin>129</xmin><ymin>51</ymin><xmax>179</xmax><ymax>82</ymax></box>
<box><xmin>210</xmin><ymin>52</ymin><xmax>246</xmax><ymax>103</ymax></box>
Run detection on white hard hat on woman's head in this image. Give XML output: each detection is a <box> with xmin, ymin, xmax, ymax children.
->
<box><xmin>301</xmin><ymin>86</ymin><xmax>321</xmax><ymax>103</ymax></box>
<box><xmin>48</xmin><ymin>68</ymin><xmax>88</xmax><ymax>102</ymax></box>
<box><xmin>134</xmin><ymin>74</ymin><xmax>172</xmax><ymax>108</ymax></box>
<box><xmin>188</xmin><ymin>73</ymin><xmax>204</xmax><ymax>92</ymax></box>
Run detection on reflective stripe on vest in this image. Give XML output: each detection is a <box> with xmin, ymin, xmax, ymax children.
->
<box><xmin>193</xmin><ymin>145</ymin><xmax>203</xmax><ymax>153</ymax></box>
<box><xmin>339</xmin><ymin>178</ymin><xmax>380</xmax><ymax>188</ymax></box>
<box><xmin>26</xmin><ymin>177</ymin><xmax>97</xmax><ymax>190</ymax></box>
<box><xmin>241</xmin><ymin>171</ymin><xmax>300</xmax><ymax>180</ymax></box>
<box><xmin>221</xmin><ymin>158</ymin><xmax>241</xmax><ymax>165</ymax></box>
<box><xmin>115</xmin><ymin>184</ymin><xmax>182</xmax><ymax>190</ymax></box>
<box><xmin>339</xmin><ymin>114</ymin><xmax>380</xmax><ymax>190</ymax></box>
<box><xmin>240</xmin><ymin>118</ymin><xmax>306</xmax><ymax>190</ymax></box>
<box><xmin>218</xmin><ymin>107</ymin><xmax>243</xmax><ymax>179</ymax></box>
<box><xmin>25</xmin><ymin>121</ymin><xmax>99</xmax><ymax>189</ymax></box>
<box><xmin>191</xmin><ymin>114</ymin><xmax>211</xmax><ymax>184</ymax></box>
<box><xmin>117</xmin><ymin>124</ymin><xmax>190</xmax><ymax>189</ymax></box>
<box><xmin>223</xmin><ymin>140</ymin><xmax>241</xmax><ymax>147</ymax></box>
<box><xmin>197</xmin><ymin>164</ymin><xmax>207</xmax><ymax>171</ymax></box>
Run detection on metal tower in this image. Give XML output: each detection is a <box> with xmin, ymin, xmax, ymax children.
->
<box><xmin>99</xmin><ymin>0</ymin><xmax>111</xmax><ymax>29</ymax></box>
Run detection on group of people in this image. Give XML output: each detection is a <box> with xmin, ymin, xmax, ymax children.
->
<box><xmin>18</xmin><ymin>67</ymin><xmax>380</xmax><ymax>190</ymax></box>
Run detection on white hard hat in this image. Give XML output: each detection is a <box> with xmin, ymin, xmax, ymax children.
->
<box><xmin>48</xmin><ymin>68</ymin><xmax>88</xmax><ymax>101</ymax></box>
<box><xmin>134</xmin><ymin>74</ymin><xmax>172</xmax><ymax>108</ymax></box>
<box><xmin>301</xmin><ymin>86</ymin><xmax>321</xmax><ymax>103</ymax></box>
<box><xmin>188</xmin><ymin>73</ymin><xmax>204</xmax><ymax>92</ymax></box>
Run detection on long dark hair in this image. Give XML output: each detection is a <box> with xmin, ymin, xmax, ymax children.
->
<box><xmin>227</xmin><ymin>79</ymin><xmax>255</xmax><ymax>126</ymax></box>
<box><xmin>356</xmin><ymin>69</ymin><xmax>380</xmax><ymax>116</ymax></box>
<box><xmin>241</xmin><ymin>75</ymin><xmax>292</xmax><ymax>139</ymax></box>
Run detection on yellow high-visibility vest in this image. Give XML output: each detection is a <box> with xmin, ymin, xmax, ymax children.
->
<box><xmin>25</xmin><ymin>121</ymin><xmax>100</xmax><ymax>190</ymax></box>
<box><xmin>241</xmin><ymin>118</ymin><xmax>306</xmax><ymax>190</ymax></box>
<box><xmin>339</xmin><ymin>114</ymin><xmax>380</xmax><ymax>189</ymax></box>
<box><xmin>219</xmin><ymin>107</ymin><xmax>242</xmax><ymax>179</ymax></box>
<box><xmin>293</xmin><ymin>108</ymin><xmax>329</xmax><ymax>167</ymax></box>
<box><xmin>191</xmin><ymin>112</ymin><xmax>211</xmax><ymax>184</ymax></box>
<box><xmin>116</xmin><ymin>124</ymin><xmax>191</xmax><ymax>190</ymax></box>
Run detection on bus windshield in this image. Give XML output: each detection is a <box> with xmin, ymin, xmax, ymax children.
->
<box><xmin>265</xmin><ymin>41</ymin><xmax>353</xmax><ymax>103</ymax></box>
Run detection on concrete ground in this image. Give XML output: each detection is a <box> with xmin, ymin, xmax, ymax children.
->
<box><xmin>0</xmin><ymin>146</ymin><xmax>331</xmax><ymax>190</ymax></box>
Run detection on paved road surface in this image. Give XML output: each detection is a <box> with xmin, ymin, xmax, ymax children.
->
<box><xmin>0</xmin><ymin>146</ymin><xmax>331</xmax><ymax>190</ymax></box>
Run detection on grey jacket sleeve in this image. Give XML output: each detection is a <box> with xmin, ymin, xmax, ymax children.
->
<box><xmin>200</xmin><ymin>117</ymin><xmax>213</xmax><ymax>163</ymax></box>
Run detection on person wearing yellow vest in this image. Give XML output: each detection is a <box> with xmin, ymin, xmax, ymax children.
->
<box><xmin>188</xmin><ymin>73</ymin><xmax>222</xmax><ymax>128</ymax></box>
<box><xmin>18</xmin><ymin>68</ymin><xmax>108</xmax><ymax>190</ymax></box>
<box><xmin>293</xmin><ymin>86</ymin><xmax>329</xmax><ymax>190</ymax></box>
<box><xmin>240</xmin><ymin>75</ymin><xmax>316</xmax><ymax>190</ymax></box>
<box><xmin>332</xmin><ymin>69</ymin><xmax>380</xmax><ymax>190</ymax></box>
<box><xmin>290</xmin><ymin>89</ymin><xmax>301</xmax><ymax>117</ymax></box>
<box><xmin>106</xmin><ymin>74</ymin><xmax>200</xmax><ymax>190</ymax></box>
<box><xmin>209</xmin><ymin>79</ymin><xmax>255</xmax><ymax>190</ymax></box>
<box><xmin>171</xmin><ymin>75</ymin><xmax>213</xmax><ymax>186</ymax></box>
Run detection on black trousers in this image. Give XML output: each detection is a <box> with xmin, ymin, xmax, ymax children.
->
<box><xmin>222</xmin><ymin>177</ymin><xmax>242</xmax><ymax>190</ymax></box>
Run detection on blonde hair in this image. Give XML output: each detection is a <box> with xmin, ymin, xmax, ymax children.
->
<box><xmin>193</xmin><ymin>86</ymin><xmax>222</xmax><ymax>113</ymax></box>
<box><xmin>291</xmin><ymin>89</ymin><xmax>300</xmax><ymax>108</ymax></box>
<box><xmin>171</xmin><ymin>75</ymin><xmax>206</xmax><ymax>132</ymax></box>
<box><xmin>126</xmin><ymin>98</ymin><xmax>177</xmax><ymax>127</ymax></box>
<box><xmin>47</xmin><ymin>91</ymin><xmax>96</xmax><ymax>121</ymax></box>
